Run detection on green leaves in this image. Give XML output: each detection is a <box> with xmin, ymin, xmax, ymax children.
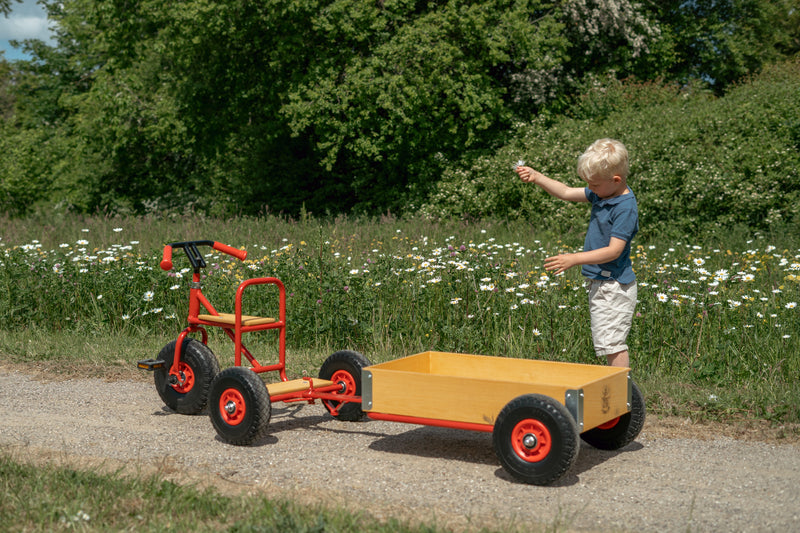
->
<box><xmin>1</xmin><ymin>0</ymin><xmax>797</xmax><ymax>218</ymax></box>
<box><xmin>422</xmin><ymin>60</ymin><xmax>800</xmax><ymax>234</ymax></box>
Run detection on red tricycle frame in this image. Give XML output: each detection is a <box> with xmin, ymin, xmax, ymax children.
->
<box><xmin>138</xmin><ymin>240</ymin><xmax>362</xmax><ymax>420</ymax></box>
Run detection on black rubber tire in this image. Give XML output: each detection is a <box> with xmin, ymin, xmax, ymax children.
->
<box><xmin>208</xmin><ymin>367</ymin><xmax>271</xmax><ymax>446</ymax></box>
<box><xmin>493</xmin><ymin>394</ymin><xmax>580</xmax><ymax>485</ymax></box>
<box><xmin>154</xmin><ymin>338</ymin><xmax>220</xmax><ymax>414</ymax></box>
<box><xmin>318</xmin><ymin>350</ymin><xmax>372</xmax><ymax>421</ymax></box>
<box><xmin>581</xmin><ymin>381</ymin><xmax>646</xmax><ymax>450</ymax></box>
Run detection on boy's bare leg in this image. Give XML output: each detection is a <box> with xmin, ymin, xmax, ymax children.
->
<box><xmin>606</xmin><ymin>350</ymin><xmax>629</xmax><ymax>367</ymax></box>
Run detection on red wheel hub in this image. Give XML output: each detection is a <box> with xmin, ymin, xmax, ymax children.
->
<box><xmin>218</xmin><ymin>388</ymin><xmax>246</xmax><ymax>425</ymax></box>
<box><xmin>330</xmin><ymin>370</ymin><xmax>356</xmax><ymax>395</ymax></box>
<box><xmin>511</xmin><ymin>419</ymin><xmax>552</xmax><ymax>462</ymax></box>
<box><xmin>597</xmin><ymin>417</ymin><xmax>620</xmax><ymax>430</ymax></box>
<box><xmin>170</xmin><ymin>362</ymin><xmax>195</xmax><ymax>394</ymax></box>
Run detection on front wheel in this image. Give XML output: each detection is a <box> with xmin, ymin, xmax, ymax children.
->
<box><xmin>154</xmin><ymin>338</ymin><xmax>219</xmax><ymax>414</ymax></box>
<box><xmin>318</xmin><ymin>350</ymin><xmax>371</xmax><ymax>421</ymax></box>
<box><xmin>209</xmin><ymin>367</ymin><xmax>271</xmax><ymax>446</ymax></box>
<box><xmin>580</xmin><ymin>381</ymin><xmax>645</xmax><ymax>450</ymax></box>
<box><xmin>493</xmin><ymin>394</ymin><xmax>580</xmax><ymax>485</ymax></box>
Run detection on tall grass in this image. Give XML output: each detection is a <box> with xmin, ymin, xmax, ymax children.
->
<box><xmin>1</xmin><ymin>213</ymin><xmax>798</xmax><ymax>424</ymax></box>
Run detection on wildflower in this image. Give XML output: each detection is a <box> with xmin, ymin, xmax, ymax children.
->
<box><xmin>693</xmin><ymin>258</ymin><xmax>705</xmax><ymax>266</ymax></box>
<box><xmin>741</xmin><ymin>274</ymin><xmax>755</xmax><ymax>282</ymax></box>
<box><xmin>450</xmin><ymin>298</ymin><xmax>462</xmax><ymax>305</ymax></box>
<box><xmin>786</xmin><ymin>302</ymin><xmax>797</xmax><ymax>309</ymax></box>
<box><xmin>656</xmin><ymin>293</ymin><xmax>668</xmax><ymax>302</ymax></box>
<box><xmin>143</xmin><ymin>291</ymin><xmax>154</xmax><ymax>302</ymax></box>
<box><xmin>532</xmin><ymin>329</ymin><xmax>541</xmax><ymax>336</ymax></box>
<box><xmin>97</xmin><ymin>294</ymin><xmax>103</xmax><ymax>300</ymax></box>
<box><xmin>480</xmin><ymin>283</ymin><xmax>495</xmax><ymax>292</ymax></box>
<box><xmin>122</xmin><ymin>314</ymin><xmax>130</xmax><ymax>320</ymax></box>
<box><xmin>113</xmin><ymin>227</ymin><xmax>123</xmax><ymax>232</ymax></box>
<box><xmin>170</xmin><ymin>284</ymin><xmax>180</xmax><ymax>290</ymax></box>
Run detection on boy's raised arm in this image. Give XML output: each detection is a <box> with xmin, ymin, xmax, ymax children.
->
<box><xmin>515</xmin><ymin>166</ymin><xmax>588</xmax><ymax>202</ymax></box>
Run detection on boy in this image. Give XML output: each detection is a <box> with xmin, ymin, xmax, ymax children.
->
<box><xmin>515</xmin><ymin>138</ymin><xmax>638</xmax><ymax>368</ymax></box>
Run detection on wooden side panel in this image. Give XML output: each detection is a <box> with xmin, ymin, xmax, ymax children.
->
<box><xmin>367</xmin><ymin>369</ymin><xmax>569</xmax><ymax>426</ymax></box>
<box><xmin>420</xmin><ymin>351</ymin><xmax>625</xmax><ymax>387</ymax></box>
<box><xmin>366</xmin><ymin>352</ymin><xmax>631</xmax><ymax>427</ymax></box>
<box><xmin>581</xmin><ymin>372</ymin><xmax>631</xmax><ymax>430</ymax></box>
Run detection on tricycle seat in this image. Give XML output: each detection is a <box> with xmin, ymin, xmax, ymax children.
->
<box><xmin>197</xmin><ymin>313</ymin><xmax>277</xmax><ymax>326</ymax></box>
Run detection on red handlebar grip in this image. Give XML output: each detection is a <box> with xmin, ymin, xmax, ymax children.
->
<box><xmin>160</xmin><ymin>246</ymin><xmax>174</xmax><ymax>271</ymax></box>
<box><xmin>213</xmin><ymin>242</ymin><xmax>247</xmax><ymax>261</ymax></box>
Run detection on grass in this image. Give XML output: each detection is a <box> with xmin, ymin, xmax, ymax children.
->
<box><xmin>0</xmin><ymin>452</ymin><xmax>463</xmax><ymax>533</ymax></box>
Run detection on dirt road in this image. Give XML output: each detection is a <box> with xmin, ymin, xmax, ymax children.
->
<box><xmin>1</xmin><ymin>368</ymin><xmax>798</xmax><ymax>532</ymax></box>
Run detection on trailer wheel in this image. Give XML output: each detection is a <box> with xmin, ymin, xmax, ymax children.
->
<box><xmin>154</xmin><ymin>339</ymin><xmax>219</xmax><ymax>414</ymax></box>
<box><xmin>493</xmin><ymin>394</ymin><xmax>580</xmax><ymax>485</ymax></box>
<box><xmin>318</xmin><ymin>350</ymin><xmax>371</xmax><ymax>421</ymax></box>
<box><xmin>209</xmin><ymin>367</ymin><xmax>271</xmax><ymax>446</ymax></box>
<box><xmin>581</xmin><ymin>381</ymin><xmax>645</xmax><ymax>450</ymax></box>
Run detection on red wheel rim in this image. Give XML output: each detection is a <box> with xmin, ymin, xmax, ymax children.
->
<box><xmin>597</xmin><ymin>417</ymin><xmax>620</xmax><ymax>430</ymax></box>
<box><xmin>170</xmin><ymin>362</ymin><xmax>195</xmax><ymax>394</ymax></box>
<box><xmin>218</xmin><ymin>388</ymin><xmax>246</xmax><ymax>426</ymax></box>
<box><xmin>330</xmin><ymin>370</ymin><xmax>356</xmax><ymax>395</ymax></box>
<box><xmin>511</xmin><ymin>419</ymin><xmax>552</xmax><ymax>463</ymax></box>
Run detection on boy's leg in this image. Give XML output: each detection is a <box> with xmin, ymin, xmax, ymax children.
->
<box><xmin>588</xmin><ymin>280</ymin><xmax>637</xmax><ymax>367</ymax></box>
<box><xmin>606</xmin><ymin>350</ymin><xmax>629</xmax><ymax>367</ymax></box>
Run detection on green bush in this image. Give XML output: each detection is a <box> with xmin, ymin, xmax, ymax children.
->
<box><xmin>421</xmin><ymin>60</ymin><xmax>800</xmax><ymax>237</ymax></box>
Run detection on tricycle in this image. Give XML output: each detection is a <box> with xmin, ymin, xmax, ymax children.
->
<box><xmin>138</xmin><ymin>240</ymin><xmax>645</xmax><ymax>485</ymax></box>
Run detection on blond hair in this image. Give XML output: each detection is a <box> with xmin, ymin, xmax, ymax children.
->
<box><xmin>577</xmin><ymin>138</ymin><xmax>629</xmax><ymax>182</ymax></box>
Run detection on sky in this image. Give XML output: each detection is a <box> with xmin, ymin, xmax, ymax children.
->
<box><xmin>0</xmin><ymin>0</ymin><xmax>54</xmax><ymax>61</ymax></box>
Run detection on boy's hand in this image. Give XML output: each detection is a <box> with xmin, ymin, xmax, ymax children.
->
<box><xmin>515</xmin><ymin>165</ymin><xmax>538</xmax><ymax>183</ymax></box>
<box><xmin>544</xmin><ymin>253</ymin><xmax>578</xmax><ymax>275</ymax></box>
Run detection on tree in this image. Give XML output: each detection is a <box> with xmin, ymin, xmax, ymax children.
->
<box><xmin>1</xmin><ymin>0</ymin><xmax>21</xmax><ymax>17</ymax></box>
<box><xmin>648</xmin><ymin>0</ymin><xmax>800</xmax><ymax>91</ymax></box>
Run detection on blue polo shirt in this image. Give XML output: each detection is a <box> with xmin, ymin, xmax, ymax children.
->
<box><xmin>582</xmin><ymin>187</ymin><xmax>638</xmax><ymax>284</ymax></box>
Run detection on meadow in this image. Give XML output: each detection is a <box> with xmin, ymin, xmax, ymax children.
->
<box><xmin>1</xmin><ymin>212</ymin><xmax>798</xmax><ymax>427</ymax></box>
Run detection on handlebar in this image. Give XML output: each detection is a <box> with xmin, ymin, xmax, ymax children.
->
<box><xmin>160</xmin><ymin>240</ymin><xmax>248</xmax><ymax>271</ymax></box>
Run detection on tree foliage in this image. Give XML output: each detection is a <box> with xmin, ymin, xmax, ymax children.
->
<box><xmin>0</xmin><ymin>0</ymin><xmax>797</xmax><ymax>218</ymax></box>
<box><xmin>421</xmin><ymin>61</ymin><xmax>800</xmax><ymax>235</ymax></box>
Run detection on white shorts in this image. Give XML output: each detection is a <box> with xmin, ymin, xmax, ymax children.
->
<box><xmin>587</xmin><ymin>280</ymin><xmax>637</xmax><ymax>357</ymax></box>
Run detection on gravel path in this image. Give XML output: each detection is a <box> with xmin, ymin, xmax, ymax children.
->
<box><xmin>1</xmin><ymin>368</ymin><xmax>798</xmax><ymax>532</ymax></box>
